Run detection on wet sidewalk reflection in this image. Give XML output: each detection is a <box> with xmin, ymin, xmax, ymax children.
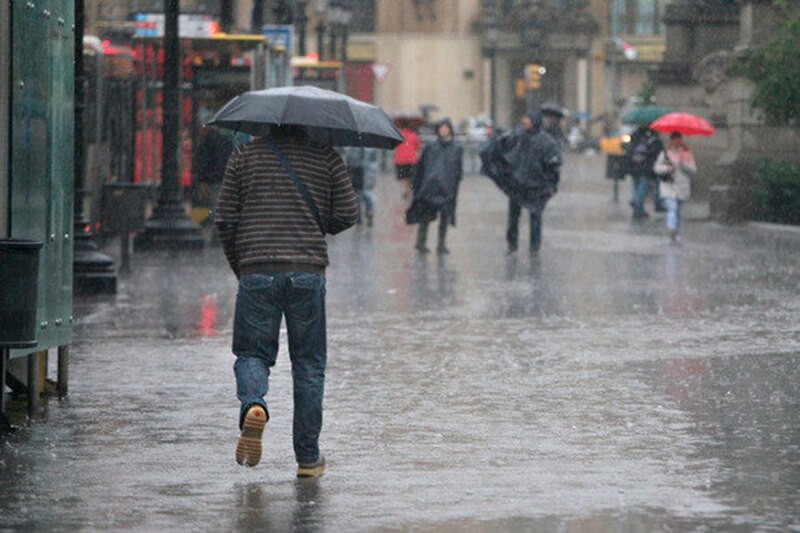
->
<box><xmin>2</xmin><ymin>155</ymin><xmax>799</xmax><ymax>530</ymax></box>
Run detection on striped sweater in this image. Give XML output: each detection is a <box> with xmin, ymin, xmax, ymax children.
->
<box><xmin>215</xmin><ymin>136</ymin><xmax>358</xmax><ymax>277</ymax></box>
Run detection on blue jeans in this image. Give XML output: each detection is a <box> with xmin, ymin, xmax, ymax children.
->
<box><xmin>631</xmin><ymin>173</ymin><xmax>650</xmax><ymax>217</ymax></box>
<box><xmin>233</xmin><ymin>272</ymin><xmax>327</xmax><ymax>465</ymax></box>
<box><xmin>664</xmin><ymin>197</ymin><xmax>682</xmax><ymax>233</ymax></box>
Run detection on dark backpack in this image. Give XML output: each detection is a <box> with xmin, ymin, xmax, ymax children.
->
<box><xmin>629</xmin><ymin>138</ymin><xmax>651</xmax><ymax>166</ymax></box>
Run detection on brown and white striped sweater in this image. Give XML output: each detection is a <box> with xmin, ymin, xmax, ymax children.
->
<box><xmin>215</xmin><ymin>136</ymin><xmax>358</xmax><ymax>277</ymax></box>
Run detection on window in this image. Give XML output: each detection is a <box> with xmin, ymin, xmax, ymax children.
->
<box><xmin>610</xmin><ymin>0</ymin><xmax>668</xmax><ymax>36</ymax></box>
<box><xmin>350</xmin><ymin>0</ymin><xmax>376</xmax><ymax>33</ymax></box>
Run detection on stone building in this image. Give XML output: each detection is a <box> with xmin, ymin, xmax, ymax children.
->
<box><xmin>651</xmin><ymin>0</ymin><xmax>800</xmax><ymax>216</ymax></box>
<box><xmin>346</xmin><ymin>0</ymin><xmax>671</xmax><ymax>131</ymax></box>
<box><xmin>84</xmin><ymin>1</ymin><xmax>675</xmax><ymax>134</ymax></box>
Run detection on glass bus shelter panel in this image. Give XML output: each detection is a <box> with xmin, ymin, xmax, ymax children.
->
<box><xmin>9</xmin><ymin>0</ymin><xmax>74</xmax><ymax>358</ymax></box>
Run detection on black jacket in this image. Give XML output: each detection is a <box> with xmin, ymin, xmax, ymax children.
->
<box><xmin>480</xmin><ymin>128</ymin><xmax>561</xmax><ymax>212</ymax></box>
<box><xmin>406</xmin><ymin>138</ymin><xmax>463</xmax><ymax>226</ymax></box>
<box><xmin>505</xmin><ymin>129</ymin><xmax>561</xmax><ymax>194</ymax></box>
<box><xmin>626</xmin><ymin>127</ymin><xmax>663</xmax><ymax>176</ymax></box>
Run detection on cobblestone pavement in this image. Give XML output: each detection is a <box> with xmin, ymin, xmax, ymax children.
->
<box><xmin>2</xmin><ymin>154</ymin><xmax>799</xmax><ymax>531</ymax></box>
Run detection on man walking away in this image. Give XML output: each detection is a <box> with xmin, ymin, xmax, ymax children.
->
<box><xmin>505</xmin><ymin>111</ymin><xmax>562</xmax><ymax>255</ymax></box>
<box><xmin>405</xmin><ymin>119</ymin><xmax>463</xmax><ymax>255</ymax></box>
<box><xmin>626</xmin><ymin>125</ymin><xmax>663</xmax><ymax>219</ymax></box>
<box><xmin>215</xmin><ymin>124</ymin><xmax>358</xmax><ymax>478</ymax></box>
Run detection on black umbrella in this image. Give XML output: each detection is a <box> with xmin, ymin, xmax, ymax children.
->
<box><xmin>205</xmin><ymin>85</ymin><xmax>404</xmax><ymax>149</ymax></box>
<box><xmin>541</xmin><ymin>101</ymin><xmax>566</xmax><ymax>118</ymax></box>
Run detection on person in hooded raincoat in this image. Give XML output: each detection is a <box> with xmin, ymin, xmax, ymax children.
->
<box><xmin>502</xmin><ymin>111</ymin><xmax>562</xmax><ymax>254</ymax></box>
<box><xmin>405</xmin><ymin>119</ymin><xmax>463</xmax><ymax>255</ymax></box>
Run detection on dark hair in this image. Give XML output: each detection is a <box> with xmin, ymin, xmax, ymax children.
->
<box><xmin>269</xmin><ymin>124</ymin><xmax>307</xmax><ymax>140</ymax></box>
<box><xmin>670</xmin><ymin>132</ymin><xmax>683</xmax><ymax>139</ymax></box>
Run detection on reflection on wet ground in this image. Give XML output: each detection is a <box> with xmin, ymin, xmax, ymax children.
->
<box><xmin>2</xmin><ymin>155</ymin><xmax>799</xmax><ymax>530</ymax></box>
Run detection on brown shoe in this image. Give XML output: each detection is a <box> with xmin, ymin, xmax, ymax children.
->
<box><xmin>297</xmin><ymin>455</ymin><xmax>326</xmax><ymax>478</ymax></box>
<box><xmin>236</xmin><ymin>405</ymin><xmax>267</xmax><ymax>467</ymax></box>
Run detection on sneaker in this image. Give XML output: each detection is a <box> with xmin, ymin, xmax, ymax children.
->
<box><xmin>297</xmin><ymin>455</ymin><xmax>326</xmax><ymax>478</ymax></box>
<box><xmin>415</xmin><ymin>244</ymin><xmax>430</xmax><ymax>254</ymax></box>
<box><xmin>436</xmin><ymin>245</ymin><xmax>450</xmax><ymax>255</ymax></box>
<box><xmin>506</xmin><ymin>244</ymin><xmax>518</xmax><ymax>255</ymax></box>
<box><xmin>236</xmin><ymin>405</ymin><xmax>267</xmax><ymax>467</ymax></box>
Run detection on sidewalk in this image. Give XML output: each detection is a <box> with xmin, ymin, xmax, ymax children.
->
<box><xmin>1</xmin><ymin>153</ymin><xmax>799</xmax><ymax>531</ymax></box>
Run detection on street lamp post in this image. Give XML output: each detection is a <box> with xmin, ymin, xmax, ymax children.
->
<box><xmin>314</xmin><ymin>0</ymin><xmax>328</xmax><ymax>60</ymax></box>
<box><xmin>220</xmin><ymin>0</ymin><xmax>233</xmax><ymax>33</ymax></box>
<box><xmin>329</xmin><ymin>21</ymin><xmax>337</xmax><ymax>60</ymax></box>
<box><xmin>252</xmin><ymin>0</ymin><xmax>264</xmax><ymax>32</ymax></box>
<box><xmin>73</xmin><ymin>0</ymin><xmax>117</xmax><ymax>293</ymax></box>
<box><xmin>296</xmin><ymin>0</ymin><xmax>309</xmax><ymax>57</ymax></box>
<box><xmin>325</xmin><ymin>0</ymin><xmax>352</xmax><ymax>62</ymax></box>
<box><xmin>339</xmin><ymin>0</ymin><xmax>352</xmax><ymax>62</ymax></box>
<box><xmin>135</xmin><ymin>0</ymin><xmax>204</xmax><ymax>251</ymax></box>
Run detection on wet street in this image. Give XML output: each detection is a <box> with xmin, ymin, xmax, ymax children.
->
<box><xmin>2</xmin><ymin>153</ymin><xmax>799</xmax><ymax>531</ymax></box>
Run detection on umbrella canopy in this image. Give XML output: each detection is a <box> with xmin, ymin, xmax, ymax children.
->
<box><xmin>649</xmin><ymin>112</ymin><xmax>716</xmax><ymax>137</ymax></box>
<box><xmin>205</xmin><ymin>85</ymin><xmax>404</xmax><ymax>149</ymax></box>
<box><xmin>541</xmin><ymin>102</ymin><xmax>567</xmax><ymax>118</ymax></box>
<box><xmin>392</xmin><ymin>111</ymin><xmax>426</xmax><ymax>130</ymax></box>
<box><xmin>621</xmin><ymin>105</ymin><xmax>673</xmax><ymax>125</ymax></box>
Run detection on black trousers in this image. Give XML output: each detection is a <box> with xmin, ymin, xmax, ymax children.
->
<box><xmin>416</xmin><ymin>212</ymin><xmax>448</xmax><ymax>250</ymax></box>
<box><xmin>506</xmin><ymin>199</ymin><xmax>542</xmax><ymax>251</ymax></box>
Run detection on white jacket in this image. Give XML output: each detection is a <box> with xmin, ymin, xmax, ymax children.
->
<box><xmin>654</xmin><ymin>147</ymin><xmax>697</xmax><ymax>201</ymax></box>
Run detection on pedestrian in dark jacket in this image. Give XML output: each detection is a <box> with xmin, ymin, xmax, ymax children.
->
<box><xmin>505</xmin><ymin>111</ymin><xmax>562</xmax><ymax>254</ymax></box>
<box><xmin>215</xmin><ymin>124</ymin><xmax>358</xmax><ymax>478</ymax></box>
<box><xmin>405</xmin><ymin>118</ymin><xmax>463</xmax><ymax>255</ymax></box>
<box><xmin>626</xmin><ymin>125</ymin><xmax>664</xmax><ymax>219</ymax></box>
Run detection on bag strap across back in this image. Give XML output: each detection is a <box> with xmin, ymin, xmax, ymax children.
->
<box><xmin>263</xmin><ymin>137</ymin><xmax>325</xmax><ymax>235</ymax></box>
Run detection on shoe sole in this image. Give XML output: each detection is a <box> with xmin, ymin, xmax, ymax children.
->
<box><xmin>236</xmin><ymin>408</ymin><xmax>267</xmax><ymax>467</ymax></box>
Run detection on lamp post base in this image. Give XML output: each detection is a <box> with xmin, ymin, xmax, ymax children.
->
<box><xmin>73</xmin><ymin>219</ymin><xmax>117</xmax><ymax>295</ymax></box>
<box><xmin>134</xmin><ymin>200</ymin><xmax>204</xmax><ymax>251</ymax></box>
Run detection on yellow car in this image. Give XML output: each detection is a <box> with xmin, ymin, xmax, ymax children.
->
<box><xmin>599</xmin><ymin>125</ymin><xmax>634</xmax><ymax>180</ymax></box>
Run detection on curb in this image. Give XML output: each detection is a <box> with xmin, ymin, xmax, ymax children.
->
<box><xmin>747</xmin><ymin>221</ymin><xmax>800</xmax><ymax>239</ymax></box>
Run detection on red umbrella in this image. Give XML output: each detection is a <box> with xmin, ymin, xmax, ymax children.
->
<box><xmin>649</xmin><ymin>112</ymin><xmax>716</xmax><ymax>137</ymax></box>
<box><xmin>392</xmin><ymin>111</ymin><xmax>426</xmax><ymax>130</ymax></box>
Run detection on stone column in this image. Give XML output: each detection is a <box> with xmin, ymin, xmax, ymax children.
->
<box><xmin>495</xmin><ymin>52</ymin><xmax>514</xmax><ymax>131</ymax></box>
